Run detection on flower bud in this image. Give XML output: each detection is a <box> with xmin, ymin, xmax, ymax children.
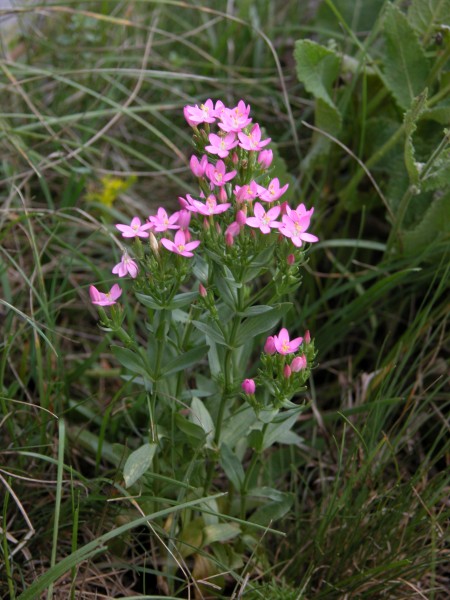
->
<box><xmin>264</xmin><ymin>336</ymin><xmax>276</xmax><ymax>354</ymax></box>
<box><xmin>236</xmin><ymin>209</ymin><xmax>247</xmax><ymax>226</ymax></box>
<box><xmin>225</xmin><ymin>221</ymin><xmax>241</xmax><ymax>238</ymax></box>
<box><xmin>225</xmin><ymin>232</ymin><xmax>234</xmax><ymax>247</ymax></box>
<box><xmin>199</xmin><ymin>283</ymin><xmax>207</xmax><ymax>298</ymax></box>
<box><xmin>287</xmin><ymin>254</ymin><xmax>295</xmax><ymax>266</ymax></box>
<box><xmin>283</xmin><ymin>364</ymin><xmax>292</xmax><ymax>378</ymax></box>
<box><xmin>258</xmin><ymin>149</ymin><xmax>273</xmax><ymax>169</ymax></box>
<box><xmin>241</xmin><ymin>378</ymin><xmax>256</xmax><ymax>395</ymax></box>
<box><xmin>178</xmin><ymin>209</ymin><xmax>191</xmax><ymax>230</ymax></box>
<box><xmin>304</xmin><ymin>330</ymin><xmax>311</xmax><ymax>344</ymax></box>
<box><xmin>218</xmin><ymin>186</ymin><xmax>227</xmax><ymax>202</ymax></box>
<box><xmin>291</xmin><ymin>355</ymin><xmax>307</xmax><ymax>372</ymax></box>
<box><xmin>231</xmin><ymin>151</ymin><xmax>239</xmax><ymax>164</ymax></box>
<box><xmin>149</xmin><ymin>232</ymin><xmax>159</xmax><ymax>256</ymax></box>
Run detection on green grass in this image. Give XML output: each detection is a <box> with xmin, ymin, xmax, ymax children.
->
<box><xmin>1</xmin><ymin>0</ymin><xmax>449</xmax><ymax>598</ymax></box>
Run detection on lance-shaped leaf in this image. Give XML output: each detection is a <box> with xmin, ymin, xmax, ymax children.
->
<box><xmin>123</xmin><ymin>443</ymin><xmax>157</xmax><ymax>488</ymax></box>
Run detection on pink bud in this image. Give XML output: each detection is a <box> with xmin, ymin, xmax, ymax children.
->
<box><xmin>236</xmin><ymin>209</ymin><xmax>247</xmax><ymax>226</ymax></box>
<box><xmin>264</xmin><ymin>336</ymin><xmax>276</xmax><ymax>354</ymax></box>
<box><xmin>225</xmin><ymin>232</ymin><xmax>234</xmax><ymax>247</ymax></box>
<box><xmin>279</xmin><ymin>201</ymin><xmax>288</xmax><ymax>216</ymax></box>
<box><xmin>215</xmin><ymin>222</ymin><xmax>222</xmax><ymax>234</ymax></box>
<box><xmin>287</xmin><ymin>254</ymin><xmax>295</xmax><ymax>266</ymax></box>
<box><xmin>241</xmin><ymin>378</ymin><xmax>256</xmax><ymax>395</ymax></box>
<box><xmin>258</xmin><ymin>149</ymin><xmax>273</xmax><ymax>168</ymax></box>
<box><xmin>304</xmin><ymin>330</ymin><xmax>311</xmax><ymax>344</ymax></box>
<box><xmin>199</xmin><ymin>283</ymin><xmax>207</xmax><ymax>298</ymax></box>
<box><xmin>183</xmin><ymin>106</ymin><xmax>196</xmax><ymax>127</ymax></box>
<box><xmin>226</xmin><ymin>221</ymin><xmax>241</xmax><ymax>238</ymax></box>
<box><xmin>283</xmin><ymin>365</ymin><xmax>292</xmax><ymax>378</ymax></box>
<box><xmin>178</xmin><ymin>209</ymin><xmax>191</xmax><ymax>230</ymax></box>
<box><xmin>231</xmin><ymin>152</ymin><xmax>239</xmax><ymax>164</ymax></box>
<box><xmin>291</xmin><ymin>355</ymin><xmax>307</xmax><ymax>372</ymax></box>
<box><xmin>203</xmin><ymin>217</ymin><xmax>210</xmax><ymax>230</ymax></box>
<box><xmin>218</xmin><ymin>186</ymin><xmax>227</xmax><ymax>202</ymax></box>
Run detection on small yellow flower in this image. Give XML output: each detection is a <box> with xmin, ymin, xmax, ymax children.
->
<box><xmin>86</xmin><ymin>176</ymin><xmax>136</xmax><ymax>207</ymax></box>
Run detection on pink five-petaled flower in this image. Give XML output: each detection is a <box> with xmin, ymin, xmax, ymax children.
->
<box><xmin>273</xmin><ymin>328</ymin><xmax>303</xmax><ymax>355</ymax></box>
<box><xmin>205</xmin><ymin>132</ymin><xmax>238</xmax><ymax>158</ymax></box>
<box><xmin>218</xmin><ymin>100</ymin><xmax>252</xmax><ymax>133</ymax></box>
<box><xmin>89</xmin><ymin>283</ymin><xmax>122</xmax><ymax>306</ymax></box>
<box><xmin>184</xmin><ymin>99</ymin><xmax>216</xmax><ymax>125</ymax></box>
<box><xmin>206</xmin><ymin>160</ymin><xmax>237</xmax><ymax>187</ymax></box>
<box><xmin>190</xmin><ymin>154</ymin><xmax>209</xmax><ymax>177</ymax></box>
<box><xmin>257</xmin><ymin>178</ymin><xmax>289</xmax><ymax>203</ymax></box>
<box><xmin>149</xmin><ymin>207</ymin><xmax>180</xmax><ymax>233</ymax></box>
<box><xmin>245</xmin><ymin>202</ymin><xmax>281</xmax><ymax>234</ymax></box>
<box><xmin>188</xmin><ymin>194</ymin><xmax>231</xmax><ymax>216</ymax></box>
<box><xmin>238</xmin><ymin>123</ymin><xmax>271</xmax><ymax>152</ymax></box>
<box><xmin>112</xmin><ymin>252</ymin><xmax>138</xmax><ymax>278</ymax></box>
<box><xmin>234</xmin><ymin>180</ymin><xmax>260</xmax><ymax>202</ymax></box>
<box><xmin>279</xmin><ymin>205</ymin><xmax>319</xmax><ymax>247</ymax></box>
<box><xmin>115</xmin><ymin>216</ymin><xmax>152</xmax><ymax>238</ymax></box>
<box><xmin>161</xmin><ymin>229</ymin><xmax>200</xmax><ymax>258</ymax></box>
<box><xmin>241</xmin><ymin>378</ymin><xmax>256</xmax><ymax>395</ymax></box>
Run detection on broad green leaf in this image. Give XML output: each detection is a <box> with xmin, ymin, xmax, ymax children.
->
<box><xmin>177</xmin><ymin>518</ymin><xmax>204</xmax><ymax>558</ymax></box>
<box><xmin>219</xmin><ymin>443</ymin><xmax>245</xmax><ymax>490</ymax></box>
<box><xmin>111</xmin><ymin>345</ymin><xmax>153</xmax><ymax>380</ymax></box>
<box><xmin>408</xmin><ymin>0</ymin><xmax>450</xmax><ymax>43</ymax></box>
<box><xmin>421</xmin><ymin>152</ymin><xmax>450</xmax><ymax>192</ymax></box>
<box><xmin>248</xmin><ymin>488</ymin><xmax>293</xmax><ymax>526</ymax></box>
<box><xmin>221</xmin><ymin>406</ymin><xmax>257</xmax><ymax>448</ymax></box>
<box><xmin>162</xmin><ymin>344</ymin><xmax>209</xmax><ymax>376</ymax></box>
<box><xmin>403</xmin><ymin>191</ymin><xmax>450</xmax><ymax>252</ymax></box>
<box><xmin>193</xmin><ymin>319</ymin><xmax>227</xmax><ymax>346</ymax></box>
<box><xmin>175</xmin><ymin>413</ymin><xmax>206</xmax><ymax>443</ymax></box>
<box><xmin>190</xmin><ymin>397</ymin><xmax>215</xmax><ymax>448</ymax></box>
<box><xmin>404</xmin><ymin>90</ymin><xmax>428</xmax><ymax>185</ymax></box>
<box><xmin>234</xmin><ymin>302</ymin><xmax>291</xmax><ymax>347</ymax></box>
<box><xmin>203</xmin><ymin>523</ymin><xmax>240</xmax><ymax>546</ymax></box>
<box><xmin>123</xmin><ymin>443</ymin><xmax>157</xmax><ymax>488</ymax></box>
<box><xmin>238</xmin><ymin>305</ymin><xmax>274</xmax><ymax>317</ymax></box>
<box><xmin>382</xmin><ymin>4</ymin><xmax>430</xmax><ymax>110</ymax></box>
<box><xmin>423</xmin><ymin>104</ymin><xmax>450</xmax><ymax>125</ymax></box>
<box><xmin>136</xmin><ymin>290</ymin><xmax>198</xmax><ymax>310</ymax></box>
<box><xmin>262</xmin><ymin>409</ymin><xmax>302</xmax><ymax>450</ymax></box>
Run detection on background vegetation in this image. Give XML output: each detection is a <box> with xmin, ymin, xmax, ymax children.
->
<box><xmin>1</xmin><ymin>0</ymin><xmax>449</xmax><ymax>598</ymax></box>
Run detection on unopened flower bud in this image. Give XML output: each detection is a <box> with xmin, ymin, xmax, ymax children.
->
<box><xmin>279</xmin><ymin>201</ymin><xmax>288</xmax><ymax>216</ymax></box>
<box><xmin>225</xmin><ymin>221</ymin><xmax>240</xmax><ymax>238</ymax></box>
<box><xmin>241</xmin><ymin>378</ymin><xmax>256</xmax><ymax>395</ymax></box>
<box><xmin>258</xmin><ymin>149</ymin><xmax>273</xmax><ymax>169</ymax></box>
<box><xmin>231</xmin><ymin>152</ymin><xmax>239</xmax><ymax>164</ymax></box>
<box><xmin>178</xmin><ymin>209</ymin><xmax>191</xmax><ymax>230</ymax></box>
<box><xmin>218</xmin><ymin>186</ymin><xmax>227</xmax><ymax>202</ymax></box>
<box><xmin>203</xmin><ymin>217</ymin><xmax>210</xmax><ymax>230</ymax></box>
<box><xmin>236</xmin><ymin>209</ymin><xmax>247</xmax><ymax>226</ymax></box>
<box><xmin>304</xmin><ymin>330</ymin><xmax>311</xmax><ymax>344</ymax></box>
<box><xmin>199</xmin><ymin>283</ymin><xmax>207</xmax><ymax>298</ymax></box>
<box><xmin>215</xmin><ymin>222</ymin><xmax>222</xmax><ymax>235</ymax></box>
<box><xmin>225</xmin><ymin>232</ymin><xmax>234</xmax><ymax>246</ymax></box>
<box><xmin>283</xmin><ymin>364</ymin><xmax>292</xmax><ymax>378</ymax></box>
<box><xmin>149</xmin><ymin>232</ymin><xmax>159</xmax><ymax>256</ymax></box>
<box><xmin>264</xmin><ymin>336</ymin><xmax>276</xmax><ymax>354</ymax></box>
<box><xmin>291</xmin><ymin>355</ymin><xmax>307</xmax><ymax>372</ymax></box>
<box><xmin>287</xmin><ymin>254</ymin><xmax>295</xmax><ymax>266</ymax></box>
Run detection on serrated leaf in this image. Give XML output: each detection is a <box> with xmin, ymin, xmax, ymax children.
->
<box><xmin>403</xmin><ymin>191</ymin><xmax>450</xmax><ymax>252</ymax></box>
<box><xmin>382</xmin><ymin>4</ymin><xmax>430</xmax><ymax>110</ymax></box>
<box><xmin>423</xmin><ymin>104</ymin><xmax>450</xmax><ymax>125</ymax></box>
<box><xmin>408</xmin><ymin>0</ymin><xmax>450</xmax><ymax>42</ymax></box>
<box><xmin>123</xmin><ymin>443</ymin><xmax>157</xmax><ymax>488</ymax></box>
<box><xmin>162</xmin><ymin>344</ymin><xmax>209</xmax><ymax>377</ymax></box>
<box><xmin>404</xmin><ymin>90</ymin><xmax>428</xmax><ymax>185</ymax></box>
<box><xmin>190</xmin><ymin>397</ymin><xmax>215</xmax><ymax>448</ymax></box>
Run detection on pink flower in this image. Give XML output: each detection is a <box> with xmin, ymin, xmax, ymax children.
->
<box><xmin>238</xmin><ymin>123</ymin><xmax>271</xmax><ymax>151</ymax></box>
<box><xmin>241</xmin><ymin>378</ymin><xmax>256</xmax><ymax>394</ymax></box>
<box><xmin>234</xmin><ymin>181</ymin><xmax>260</xmax><ymax>202</ymax></box>
<box><xmin>258</xmin><ymin>149</ymin><xmax>273</xmax><ymax>168</ymax></box>
<box><xmin>279</xmin><ymin>206</ymin><xmax>319</xmax><ymax>247</ymax></box>
<box><xmin>205</xmin><ymin>132</ymin><xmax>238</xmax><ymax>158</ymax></box>
<box><xmin>291</xmin><ymin>355</ymin><xmax>307</xmax><ymax>372</ymax></box>
<box><xmin>148</xmin><ymin>207</ymin><xmax>180</xmax><ymax>233</ymax></box>
<box><xmin>257</xmin><ymin>178</ymin><xmax>289</xmax><ymax>203</ymax></box>
<box><xmin>187</xmin><ymin>194</ymin><xmax>231</xmax><ymax>216</ymax></box>
<box><xmin>115</xmin><ymin>216</ymin><xmax>152</xmax><ymax>238</ymax></box>
<box><xmin>213</xmin><ymin>100</ymin><xmax>227</xmax><ymax>120</ymax></box>
<box><xmin>184</xmin><ymin>99</ymin><xmax>216</xmax><ymax>125</ymax></box>
<box><xmin>273</xmin><ymin>328</ymin><xmax>303</xmax><ymax>355</ymax></box>
<box><xmin>264</xmin><ymin>335</ymin><xmax>276</xmax><ymax>354</ymax></box>
<box><xmin>112</xmin><ymin>253</ymin><xmax>138</xmax><ymax>278</ymax></box>
<box><xmin>190</xmin><ymin>154</ymin><xmax>209</xmax><ymax>177</ymax></box>
<box><xmin>89</xmin><ymin>283</ymin><xmax>122</xmax><ymax>306</ymax></box>
<box><xmin>178</xmin><ymin>194</ymin><xmax>197</xmax><ymax>210</ymax></box>
<box><xmin>161</xmin><ymin>229</ymin><xmax>200</xmax><ymax>258</ymax></box>
<box><xmin>218</xmin><ymin>100</ymin><xmax>252</xmax><ymax>133</ymax></box>
<box><xmin>206</xmin><ymin>160</ymin><xmax>237</xmax><ymax>187</ymax></box>
<box><xmin>245</xmin><ymin>202</ymin><xmax>281</xmax><ymax>234</ymax></box>
<box><xmin>177</xmin><ymin>209</ymin><xmax>191</xmax><ymax>230</ymax></box>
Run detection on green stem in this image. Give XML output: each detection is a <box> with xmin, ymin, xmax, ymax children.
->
<box><xmin>240</xmin><ymin>450</ymin><xmax>260</xmax><ymax>520</ymax></box>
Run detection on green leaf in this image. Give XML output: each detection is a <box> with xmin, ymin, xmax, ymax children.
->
<box><xmin>111</xmin><ymin>345</ymin><xmax>153</xmax><ymax>380</ymax></box>
<box><xmin>219</xmin><ymin>443</ymin><xmax>245</xmax><ymax>490</ymax></box>
<box><xmin>248</xmin><ymin>488</ymin><xmax>293</xmax><ymax>526</ymax></box>
<box><xmin>136</xmin><ymin>290</ymin><xmax>198</xmax><ymax>310</ymax></box>
<box><xmin>234</xmin><ymin>302</ymin><xmax>291</xmax><ymax>347</ymax></box>
<box><xmin>190</xmin><ymin>397</ymin><xmax>215</xmax><ymax>448</ymax></box>
<box><xmin>193</xmin><ymin>319</ymin><xmax>227</xmax><ymax>347</ymax></box>
<box><xmin>382</xmin><ymin>4</ymin><xmax>430</xmax><ymax>110</ymax></box>
<box><xmin>404</xmin><ymin>90</ymin><xmax>428</xmax><ymax>185</ymax></box>
<box><xmin>203</xmin><ymin>523</ymin><xmax>240</xmax><ymax>546</ymax></box>
<box><xmin>408</xmin><ymin>0</ymin><xmax>450</xmax><ymax>42</ymax></box>
<box><xmin>221</xmin><ymin>406</ymin><xmax>257</xmax><ymax>448</ymax></box>
<box><xmin>162</xmin><ymin>344</ymin><xmax>209</xmax><ymax>376</ymax></box>
<box><xmin>123</xmin><ymin>443</ymin><xmax>157</xmax><ymax>488</ymax></box>
<box><xmin>174</xmin><ymin>413</ymin><xmax>206</xmax><ymax>443</ymax></box>
<box><xmin>403</xmin><ymin>191</ymin><xmax>450</xmax><ymax>252</ymax></box>
<box><xmin>262</xmin><ymin>409</ymin><xmax>302</xmax><ymax>450</ymax></box>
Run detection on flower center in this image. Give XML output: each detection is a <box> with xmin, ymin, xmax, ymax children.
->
<box><xmin>177</xmin><ymin>244</ymin><xmax>185</xmax><ymax>252</ymax></box>
<box><xmin>282</xmin><ymin>341</ymin><xmax>290</xmax><ymax>352</ymax></box>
